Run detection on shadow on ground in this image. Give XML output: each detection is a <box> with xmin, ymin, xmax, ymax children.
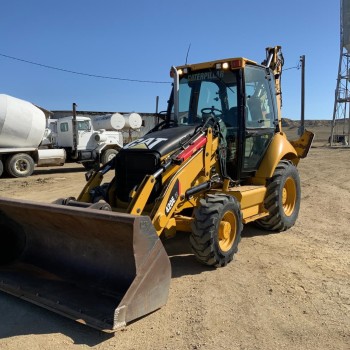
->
<box><xmin>0</xmin><ymin>292</ymin><xmax>113</xmax><ymax>346</ymax></box>
<box><xmin>33</xmin><ymin>165</ymin><xmax>87</xmax><ymax>175</ymax></box>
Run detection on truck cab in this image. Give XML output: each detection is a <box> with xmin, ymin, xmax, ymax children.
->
<box><xmin>52</xmin><ymin>116</ymin><xmax>123</xmax><ymax>165</ymax></box>
<box><xmin>56</xmin><ymin>116</ymin><xmax>95</xmax><ymax>150</ymax></box>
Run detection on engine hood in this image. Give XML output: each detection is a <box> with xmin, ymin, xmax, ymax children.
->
<box><xmin>122</xmin><ymin>125</ymin><xmax>198</xmax><ymax>157</ymax></box>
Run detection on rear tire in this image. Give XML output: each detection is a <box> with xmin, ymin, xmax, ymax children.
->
<box><xmin>256</xmin><ymin>160</ymin><xmax>301</xmax><ymax>232</ymax></box>
<box><xmin>101</xmin><ymin>149</ymin><xmax>118</xmax><ymax>164</ymax></box>
<box><xmin>5</xmin><ymin>153</ymin><xmax>35</xmax><ymax>178</ymax></box>
<box><xmin>190</xmin><ymin>194</ymin><xmax>242</xmax><ymax>267</ymax></box>
<box><xmin>0</xmin><ymin>159</ymin><xmax>3</xmax><ymax>177</ymax></box>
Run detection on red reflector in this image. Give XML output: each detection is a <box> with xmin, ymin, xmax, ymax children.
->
<box><xmin>176</xmin><ymin>136</ymin><xmax>207</xmax><ymax>162</ymax></box>
<box><xmin>230</xmin><ymin>60</ymin><xmax>241</xmax><ymax>68</ymax></box>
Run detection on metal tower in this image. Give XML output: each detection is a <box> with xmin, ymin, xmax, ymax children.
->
<box><xmin>330</xmin><ymin>0</ymin><xmax>350</xmax><ymax>146</ymax></box>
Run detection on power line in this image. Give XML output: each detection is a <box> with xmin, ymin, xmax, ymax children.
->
<box><xmin>283</xmin><ymin>62</ymin><xmax>301</xmax><ymax>71</ymax></box>
<box><xmin>0</xmin><ymin>52</ymin><xmax>300</xmax><ymax>84</ymax></box>
<box><xmin>0</xmin><ymin>52</ymin><xmax>171</xmax><ymax>84</ymax></box>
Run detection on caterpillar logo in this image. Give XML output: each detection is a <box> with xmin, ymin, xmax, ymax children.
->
<box><xmin>188</xmin><ymin>71</ymin><xmax>224</xmax><ymax>81</ymax></box>
<box><xmin>124</xmin><ymin>137</ymin><xmax>168</xmax><ymax>150</ymax></box>
<box><xmin>165</xmin><ymin>179</ymin><xmax>180</xmax><ymax>215</ymax></box>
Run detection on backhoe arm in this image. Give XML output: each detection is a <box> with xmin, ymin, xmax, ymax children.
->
<box><xmin>264</xmin><ymin>46</ymin><xmax>284</xmax><ymax>130</ymax></box>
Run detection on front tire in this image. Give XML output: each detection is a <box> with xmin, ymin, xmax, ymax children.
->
<box><xmin>256</xmin><ymin>160</ymin><xmax>301</xmax><ymax>232</ymax></box>
<box><xmin>5</xmin><ymin>153</ymin><xmax>35</xmax><ymax>178</ymax></box>
<box><xmin>190</xmin><ymin>194</ymin><xmax>242</xmax><ymax>267</ymax></box>
<box><xmin>101</xmin><ymin>149</ymin><xmax>118</xmax><ymax>164</ymax></box>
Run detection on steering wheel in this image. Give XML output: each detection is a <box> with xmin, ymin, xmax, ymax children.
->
<box><xmin>147</xmin><ymin>119</ymin><xmax>176</xmax><ymax>134</ymax></box>
<box><xmin>201</xmin><ymin>107</ymin><xmax>223</xmax><ymax>116</ymax></box>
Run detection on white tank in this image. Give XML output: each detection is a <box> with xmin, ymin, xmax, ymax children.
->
<box><xmin>123</xmin><ymin>113</ymin><xmax>142</xmax><ymax>129</ymax></box>
<box><xmin>343</xmin><ymin>0</ymin><xmax>350</xmax><ymax>51</ymax></box>
<box><xmin>92</xmin><ymin>112</ymin><xmax>143</xmax><ymax>131</ymax></box>
<box><xmin>0</xmin><ymin>94</ymin><xmax>46</xmax><ymax>148</ymax></box>
<box><xmin>92</xmin><ymin>113</ymin><xmax>126</xmax><ymax>130</ymax></box>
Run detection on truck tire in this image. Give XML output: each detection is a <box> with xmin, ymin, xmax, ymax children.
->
<box><xmin>101</xmin><ymin>149</ymin><xmax>118</xmax><ymax>164</ymax></box>
<box><xmin>0</xmin><ymin>159</ymin><xmax>3</xmax><ymax>177</ymax></box>
<box><xmin>190</xmin><ymin>194</ymin><xmax>242</xmax><ymax>267</ymax></box>
<box><xmin>5</xmin><ymin>153</ymin><xmax>35</xmax><ymax>178</ymax></box>
<box><xmin>256</xmin><ymin>160</ymin><xmax>301</xmax><ymax>232</ymax></box>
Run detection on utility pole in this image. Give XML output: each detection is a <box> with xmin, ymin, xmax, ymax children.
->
<box><xmin>300</xmin><ymin>55</ymin><xmax>305</xmax><ymax>135</ymax></box>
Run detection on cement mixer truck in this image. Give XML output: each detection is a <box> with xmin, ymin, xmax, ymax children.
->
<box><xmin>0</xmin><ymin>94</ymin><xmax>143</xmax><ymax>178</ymax></box>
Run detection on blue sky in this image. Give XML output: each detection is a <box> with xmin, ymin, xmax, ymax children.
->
<box><xmin>0</xmin><ymin>0</ymin><xmax>340</xmax><ymax>119</ymax></box>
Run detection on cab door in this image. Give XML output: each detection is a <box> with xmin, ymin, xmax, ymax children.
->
<box><xmin>241</xmin><ymin>66</ymin><xmax>277</xmax><ymax>177</ymax></box>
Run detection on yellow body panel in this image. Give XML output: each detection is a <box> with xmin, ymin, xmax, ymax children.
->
<box><xmin>78</xmin><ymin>171</ymin><xmax>104</xmax><ymax>202</ymax></box>
<box><xmin>253</xmin><ymin>133</ymin><xmax>298</xmax><ymax>184</ymax></box>
<box><xmin>211</xmin><ymin>185</ymin><xmax>268</xmax><ymax>222</ymax></box>
<box><xmin>290</xmin><ymin>130</ymin><xmax>315</xmax><ymax>159</ymax></box>
<box><xmin>226</xmin><ymin>186</ymin><xmax>267</xmax><ymax>210</ymax></box>
<box><xmin>128</xmin><ymin>175</ymin><xmax>157</xmax><ymax>215</ymax></box>
<box><xmin>152</xmin><ymin>149</ymin><xmax>211</xmax><ymax>235</ymax></box>
<box><xmin>174</xmin><ymin>215</ymin><xmax>193</xmax><ymax>232</ymax></box>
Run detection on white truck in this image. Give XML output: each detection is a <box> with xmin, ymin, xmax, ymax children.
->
<box><xmin>0</xmin><ymin>94</ymin><xmax>142</xmax><ymax>178</ymax></box>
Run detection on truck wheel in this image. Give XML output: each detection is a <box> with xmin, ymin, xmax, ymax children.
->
<box><xmin>256</xmin><ymin>160</ymin><xmax>301</xmax><ymax>232</ymax></box>
<box><xmin>0</xmin><ymin>159</ymin><xmax>3</xmax><ymax>177</ymax></box>
<box><xmin>101</xmin><ymin>149</ymin><xmax>118</xmax><ymax>164</ymax></box>
<box><xmin>5</xmin><ymin>153</ymin><xmax>35</xmax><ymax>178</ymax></box>
<box><xmin>190</xmin><ymin>194</ymin><xmax>242</xmax><ymax>267</ymax></box>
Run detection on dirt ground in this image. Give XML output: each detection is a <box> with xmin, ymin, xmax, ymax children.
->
<box><xmin>0</xmin><ymin>145</ymin><xmax>349</xmax><ymax>350</ymax></box>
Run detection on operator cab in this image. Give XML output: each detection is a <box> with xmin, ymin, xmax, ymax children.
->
<box><xmin>167</xmin><ymin>59</ymin><xmax>279</xmax><ymax>181</ymax></box>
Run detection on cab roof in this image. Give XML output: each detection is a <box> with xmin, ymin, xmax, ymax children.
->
<box><xmin>176</xmin><ymin>57</ymin><xmax>260</xmax><ymax>71</ymax></box>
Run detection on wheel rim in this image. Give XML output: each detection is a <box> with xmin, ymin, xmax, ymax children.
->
<box><xmin>218</xmin><ymin>211</ymin><xmax>236</xmax><ymax>252</ymax></box>
<box><xmin>107</xmin><ymin>154</ymin><xmax>116</xmax><ymax>162</ymax></box>
<box><xmin>282</xmin><ymin>177</ymin><xmax>297</xmax><ymax>216</ymax></box>
<box><xmin>15</xmin><ymin>160</ymin><xmax>29</xmax><ymax>174</ymax></box>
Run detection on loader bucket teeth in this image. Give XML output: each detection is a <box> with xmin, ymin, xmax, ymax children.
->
<box><xmin>0</xmin><ymin>197</ymin><xmax>171</xmax><ymax>332</ymax></box>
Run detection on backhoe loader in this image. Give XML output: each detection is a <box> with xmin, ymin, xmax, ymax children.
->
<box><xmin>0</xmin><ymin>46</ymin><xmax>314</xmax><ymax>332</ymax></box>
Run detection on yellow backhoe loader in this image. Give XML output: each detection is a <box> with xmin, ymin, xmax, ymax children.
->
<box><xmin>0</xmin><ymin>46</ymin><xmax>314</xmax><ymax>332</ymax></box>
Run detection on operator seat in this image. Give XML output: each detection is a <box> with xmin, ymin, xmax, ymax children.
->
<box><xmin>247</xmin><ymin>97</ymin><xmax>263</xmax><ymax>126</ymax></box>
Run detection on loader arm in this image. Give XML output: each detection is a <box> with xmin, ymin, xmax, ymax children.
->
<box><xmin>151</xmin><ymin>128</ymin><xmax>217</xmax><ymax>235</ymax></box>
<box><xmin>126</xmin><ymin>127</ymin><xmax>219</xmax><ymax>236</ymax></box>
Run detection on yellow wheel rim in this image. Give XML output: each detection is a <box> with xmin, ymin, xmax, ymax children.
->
<box><xmin>218</xmin><ymin>211</ymin><xmax>236</xmax><ymax>252</ymax></box>
<box><xmin>282</xmin><ymin>177</ymin><xmax>297</xmax><ymax>216</ymax></box>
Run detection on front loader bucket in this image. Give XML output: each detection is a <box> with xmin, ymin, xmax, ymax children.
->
<box><xmin>0</xmin><ymin>197</ymin><xmax>171</xmax><ymax>332</ymax></box>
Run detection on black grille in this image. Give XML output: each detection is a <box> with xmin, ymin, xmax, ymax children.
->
<box><xmin>115</xmin><ymin>150</ymin><xmax>161</xmax><ymax>203</ymax></box>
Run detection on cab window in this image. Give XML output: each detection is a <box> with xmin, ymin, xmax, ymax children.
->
<box><xmin>60</xmin><ymin>122</ymin><xmax>69</xmax><ymax>132</ymax></box>
<box><xmin>197</xmin><ymin>81</ymin><xmax>222</xmax><ymax>113</ymax></box>
<box><xmin>78</xmin><ymin>120</ymin><xmax>91</xmax><ymax>131</ymax></box>
<box><xmin>245</xmin><ymin>66</ymin><xmax>276</xmax><ymax>128</ymax></box>
<box><xmin>242</xmin><ymin>66</ymin><xmax>276</xmax><ymax>173</ymax></box>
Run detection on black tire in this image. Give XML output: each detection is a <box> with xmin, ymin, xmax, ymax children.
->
<box><xmin>0</xmin><ymin>159</ymin><xmax>3</xmax><ymax>178</ymax></box>
<box><xmin>5</xmin><ymin>153</ymin><xmax>35</xmax><ymax>178</ymax></box>
<box><xmin>256</xmin><ymin>160</ymin><xmax>301</xmax><ymax>232</ymax></box>
<box><xmin>190</xmin><ymin>194</ymin><xmax>243</xmax><ymax>267</ymax></box>
<box><xmin>101</xmin><ymin>149</ymin><xmax>118</xmax><ymax>164</ymax></box>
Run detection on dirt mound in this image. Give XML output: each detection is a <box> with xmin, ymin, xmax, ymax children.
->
<box><xmin>281</xmin><ymin>118</ymin><xmax>334</xmax><ymax>128</ymax></box>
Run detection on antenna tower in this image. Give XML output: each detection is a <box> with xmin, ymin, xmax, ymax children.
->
<box><xmin>330</xmin><ymin>0</ymin><xmax>350</xmax><ymax>146</ymax></box>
